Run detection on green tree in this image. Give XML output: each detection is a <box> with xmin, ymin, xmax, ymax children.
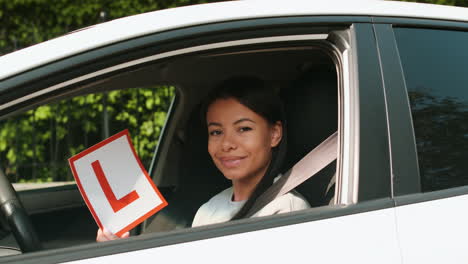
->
<box><xmin>0</xmin><ymin>0</ymin><xmax>223</xmax><ymax>55</ymax></box>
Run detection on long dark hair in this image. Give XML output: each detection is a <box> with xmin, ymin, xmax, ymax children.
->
<box><xmin>202</xmin><ymin>76</ymin><xmax>287</xmax><ymax>220</ymax></box>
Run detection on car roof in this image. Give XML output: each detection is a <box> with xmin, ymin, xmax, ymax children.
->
<box><xmin>0</xmin><ymin>0</ymin><xmax>467</xmax><ymax>81</ymax></box>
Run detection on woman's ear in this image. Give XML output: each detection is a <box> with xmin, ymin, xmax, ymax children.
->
<box><xmin>270</xmin><ymin>121</ymin><xmax>283</xmax><ymax>148</ymax></box>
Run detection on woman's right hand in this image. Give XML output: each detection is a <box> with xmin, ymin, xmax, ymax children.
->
<box><xmin>96</xmin><ymin>228</ymin><xmax>130</xmax><ymax>242</ymax></box>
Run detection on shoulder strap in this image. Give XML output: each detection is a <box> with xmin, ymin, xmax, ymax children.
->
<box><xmin>245</xmin><ymin>131</ymin><xmax>338</xmax><ymax>218</ymax></box>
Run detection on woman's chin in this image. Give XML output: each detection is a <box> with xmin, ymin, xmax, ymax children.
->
<box><xmin>222</xmin><ymin>171</ymin><xmax>246</xmax><ymax>181</ymax></box>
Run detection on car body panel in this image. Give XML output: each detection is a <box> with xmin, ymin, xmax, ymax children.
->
<box><xmin>1</xmin><ymin>0</ymin><xmax>468</xmax><ymax>81</ymax></box>
<box><xmin>66</xmin><ymin>206</ymin><xmax>401</xmax><ymax>263</ymax></box>
<box><xmin>395</xmin><ymin>193</ymin><xmax>468</xmax><ymax>263</ymax></box>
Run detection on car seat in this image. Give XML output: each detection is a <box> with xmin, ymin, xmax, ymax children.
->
<box><xmin>280</xmin><ymin>69</ymin><xmax>338</xmax><ymax>207</ymax></box>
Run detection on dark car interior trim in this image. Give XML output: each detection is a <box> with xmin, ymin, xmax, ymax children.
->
<box><xmin>17</xmin><ymin>185</ymin><xmax>83</xmax><ymax>214</ymax></box>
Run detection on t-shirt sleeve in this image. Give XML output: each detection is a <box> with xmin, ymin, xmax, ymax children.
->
<box><xmin>289</xmin><ymin>193</ymin><xmax>311</xmax><ymax>211</ymax></box>
<box><xmin>191</xmin><ymin>202</ymin><xmax>210</xmax><ymax>228</ymax></box>
<box><xmin>255</xmin><ymin>191</ymin><xmax>310</xmax><ymax>217</ymax></box>
<box><xmin>278</xmin><ymin>191</ymin><xmax>310</xmax><ymax>213</ymax></box>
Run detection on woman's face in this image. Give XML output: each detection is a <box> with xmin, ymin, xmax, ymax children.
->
<box><xmin>206</xmin><ymin>98</ymin><xmax>282</xmax><ymax>183</ymax></box>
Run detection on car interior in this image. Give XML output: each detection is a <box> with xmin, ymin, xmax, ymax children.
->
<box><xmin>142</xmin><ymin>45</ymin><xmax>338</xmax><ymax>232</ymax></box>
<box><xmin>0</xmin><ymin>41</ymin><xmax>339</xmax><ymax>254</ymax></box>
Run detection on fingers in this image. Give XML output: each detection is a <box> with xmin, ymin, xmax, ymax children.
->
<box><xmin>96</xmin><ymin>228</ymin><xmax>130</xmax><ymax>242</ymax></box>
<box><xmin>121</xmin><ymin>232</ymin><xmax>130</xmax><ymax>238</ymax></box>
<box><xmin>96</xmin><ymin>228</ymin><xmax>104</xmax><ymax>242</ymax></box>
<box><xmin>97</xmin><ymin>228</ymin><xmax>113</xmax><ymax>242</ymax></box>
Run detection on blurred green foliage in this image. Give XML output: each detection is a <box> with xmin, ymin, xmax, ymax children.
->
<box><xmin>0</xmin><ymin>0</ymin><xmax>222</xmax><ymax>55</ymax></box>
<box><xmin>0</xmin><ymin>86</ymin><xmax>175</xmax><ymax>183</ymax></box>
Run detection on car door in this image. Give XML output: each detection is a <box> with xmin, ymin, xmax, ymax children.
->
<box><xmin>0</xmin><ymin>15</ymin><xmax>402</xmax><ymax>263</ymax></box>
<box><xmin>375</xmin><ymin>18</ymin><xmax>468</xmax><ymax>263</ymax></box>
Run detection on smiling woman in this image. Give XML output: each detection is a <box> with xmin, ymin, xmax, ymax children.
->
<box><xmin>192</xmin><ymin>76</ymin><xmax>310</xmax><ymax>227</ymax></box>
<box><xmin>96</xmin><ymin>76</ymin><xmax>311</xmax><ymax>240</ymax></box>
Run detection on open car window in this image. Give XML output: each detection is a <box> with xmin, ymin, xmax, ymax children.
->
<box><xmin>144</xmin><ymin>43</ymin><xmax>340</xmax><ymax>233</ymax></box>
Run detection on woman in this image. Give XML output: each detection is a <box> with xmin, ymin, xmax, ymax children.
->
<box><xmin>191</xmin><ymin>76</ymin><xmax>309</xmax><ymax>226</ymax></box>
<box><xmin>97</xmin><ymin>76</ymin><xmax>309</xmax><ymax>241</ymax></box>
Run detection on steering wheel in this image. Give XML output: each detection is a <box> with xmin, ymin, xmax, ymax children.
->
<box><xmin>0</xmin><ymin>166</ymin><xmax>42</xmax><ymax>253</ymax></box>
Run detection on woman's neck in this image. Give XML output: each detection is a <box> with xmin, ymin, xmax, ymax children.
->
<box><xmin>231</xmin><ymin>180</ymin><xmax>258</xmax><ymax>201</ymax></box>
<box><xmin>231</xmin><ymin>165</ymin><xmax>269</xmax><ymax>202</ymax></box>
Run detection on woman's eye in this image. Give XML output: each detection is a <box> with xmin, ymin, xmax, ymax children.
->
<box><xmin>239</xmin><ymin>126</ymin><xmax>252</xmax><ymax>133</ymax></box>
<box><xmin>209</xmin><ymin>130</ymin><xmax>222</xmax><ymax>136</ymax></box>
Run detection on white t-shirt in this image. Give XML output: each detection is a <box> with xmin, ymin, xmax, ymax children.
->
<box><xmin>192</xmin><ymin>186</ymin><xmax>310</xmax><ymax>227</ymax></box>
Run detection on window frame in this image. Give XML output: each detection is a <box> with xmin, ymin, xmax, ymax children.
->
<box><xmin>373</xmin><ymin>17</ymin><xmax>468</xmax><ymax>205</ymax></box>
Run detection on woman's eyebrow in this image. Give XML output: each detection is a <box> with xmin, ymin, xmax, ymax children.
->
<box><xmin>207</xmin><ymin>122</ymin><xmax>222</xmax><ymax>127</ymax></box>
<box><xmin>234</xmin><ymin>118</ymin><xmax>255</xmax><ymax>125</ymax></box>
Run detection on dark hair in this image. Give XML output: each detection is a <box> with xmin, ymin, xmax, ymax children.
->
<box><xmin>202</xmin><ymin>76</ymin><xmax>287</xmax><ymax>220</ymax></box>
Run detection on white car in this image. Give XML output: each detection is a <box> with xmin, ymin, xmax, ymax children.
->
<box><xmin>0</xmin><ymin>0</ymin><xmax>467</xmax><ymax>263</ymax></box>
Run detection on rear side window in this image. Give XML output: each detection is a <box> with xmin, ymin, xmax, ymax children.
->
<box><xmin>0</xmin><ymin>86</ymin><xmax>175</xmax><ymax>188</ymax></box>
<box><xmin>395</xmin><ymin>27</ymin><xmax>468</xmax><ymax>192</ymax></box>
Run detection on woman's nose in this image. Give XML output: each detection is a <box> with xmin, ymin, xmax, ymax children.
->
<box><xmin>221</xmin><ymin>132</ymin><xmax>237</xmax><ymax>151</ymax></box>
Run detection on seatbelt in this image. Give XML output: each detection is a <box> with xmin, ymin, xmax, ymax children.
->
<box><xmin>245</xmin><ymin>131</ymin><xmax>338</xmax><ymax>218</ymax></box>
<box><xmin>325</xmin><ymin>173</ymin><xmax>336</xmax><ymax>205</ymax></box>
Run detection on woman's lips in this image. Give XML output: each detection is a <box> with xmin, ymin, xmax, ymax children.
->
<box><xmin>219</xmin><ymin>156</ymin><xmax>246</xmax><ymax>168</ymax></box>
